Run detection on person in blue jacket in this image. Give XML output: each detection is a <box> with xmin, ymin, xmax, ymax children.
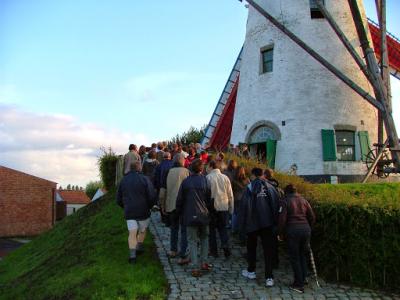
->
<box><xmin>117</xmin><ymin>160</ymin><xmax>157</xmax><ymax>264</ymax></box>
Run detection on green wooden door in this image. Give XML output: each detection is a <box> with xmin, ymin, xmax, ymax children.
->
<box><xmin>266</xmin><ymin>140</ymin><xmax>277</xmax><ymax>169</ymax></box>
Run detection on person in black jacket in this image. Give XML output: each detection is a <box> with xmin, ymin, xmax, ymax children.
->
<box><xmin>117</xmin><ymin>160</ymin><xmax>157</xmax><ymax>264</ymax></box>
<box><xmin>176</xmin><ymin>159</ymin><xmax>213</xmax><ymax>277</ymax></box>
<box><xmin>239</xmin><ymin>168</ymin><xmax>279</xmax><ymax>287</ymax></box>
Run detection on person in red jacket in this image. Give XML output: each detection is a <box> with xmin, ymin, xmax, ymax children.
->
<box><xmin>278</xmin><ymin>184</ymin><xmax>316</xmax><ymax>294</ymax></box>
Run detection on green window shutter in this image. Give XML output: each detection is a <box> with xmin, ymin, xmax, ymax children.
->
<box><xmin>321</xmin><ymin>129</ymin><xmax>336</xmax><ymax>161</ymax></box>
<box><xmin>266</xmin><ymin>140</ymin><xmax>277</xmax><ymax>169</ymax></box>
<box><xmin>358</xmin><ymin>131</ymin><xmax>370</xmax><ymax>161</ymax></box>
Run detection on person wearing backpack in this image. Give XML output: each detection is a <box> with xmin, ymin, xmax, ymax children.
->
<box><xmin>176</xmin><ymin>159</ymin><xmax>214</xmax><ymax>277</ymax></box>
<box><xmin>239</xmin><ymin>168</ymin><xmax>280</xmax><ymax>287</ymax></box>
<box><xmin>264</xmin><ymin>168</ymin><xmax>284</xmax><ymax>269</ymax></box>
<box><xmin>278</xmin><ymin>184</ymin><xmax>316</xmax><ymax>294</ymax></box>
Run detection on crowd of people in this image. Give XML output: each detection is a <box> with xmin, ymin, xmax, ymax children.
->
<box><xmin>116</xmin><ymin>141</ymin><xmax>316</xmax><ymax>294</ymax></box>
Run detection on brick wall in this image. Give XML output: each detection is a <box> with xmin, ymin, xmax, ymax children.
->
<box><xmin>0</xmin><ymin>166</ymin><xmax>57</xmax><ymax>237</ymax></box>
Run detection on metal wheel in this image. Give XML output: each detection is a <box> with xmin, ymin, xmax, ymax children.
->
<box><xmin>365</xmin><ymin>148</ymin><xmax>391</xmax><ymax>178</ymax></box>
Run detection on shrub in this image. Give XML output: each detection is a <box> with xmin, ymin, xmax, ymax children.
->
<box><xmin>98</xmin><ymin>147</ymin><xmax>118</xmax><ymax>190</ymax></box>
<box><xmin>85</xmin><ymin>180</ymin><xmax>103</xmax><ymax>200</ymax></box>
<box><xmin>308</xmin><ymin>183</ymin><xmax>400</xmax><ymax>290</ymax></box>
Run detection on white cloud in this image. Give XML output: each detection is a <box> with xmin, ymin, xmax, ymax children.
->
<box><xmin>0</xmin><ymin>104</ymin><xmax>150</xmax><ymax>187</ymax></box>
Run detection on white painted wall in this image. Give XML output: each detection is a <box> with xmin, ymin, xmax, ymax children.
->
<box><xmin>66</xmin><ymin>204</ymin><xmax>86</xmax><ymax>216</ymax></box>
<box><xmin>230</xmin><ymin>0</ymin><xmax>378</xmax><ymax>176</ymax></box>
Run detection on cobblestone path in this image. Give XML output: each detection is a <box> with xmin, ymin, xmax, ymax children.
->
<box><xmin>149</xmin><ymin>213</ymin><xmax>399</xmax><ymax>300</ymax></box>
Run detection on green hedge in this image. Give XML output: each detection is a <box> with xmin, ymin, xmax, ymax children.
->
<box><xmin>98</xmin><ymin>147</ymin><xmax>118</xmax><ymax>190</ymax></box>
<box><xmin>224</xmin><ymin>153</ymin><xmax>400</xmax><ymax>290</ymax></box>
<box><xmin>308</xmin><ymin>183</ymin><xmax>400</xmax><ymax>291</ymax></box>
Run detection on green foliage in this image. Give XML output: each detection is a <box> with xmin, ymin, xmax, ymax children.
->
<box><xmin>224</xmin><ymin>152</ymin><xmax>400</xmax><ymax>290</ymax></box>
<box><xmin>98</xmin><ymin>147</ymin><xmax>118</xmax><ymax>190</ymax></box>
<box><xmin>170</xmin><ymin>125</ymin><xmax>206</xmax><ymax>145</ymax></box>
<box><xmin>0</xmin><ymin>190</ymin><xmax>167</xmax><ymax>300</ymax></box>
<box><xmin>307</xmin><ymin>183</ymin><xmax>400</xmax><ymax>290</ymax></box>
<box><xmin>85</xmin><ymin>181</ymin><xmax>103</xmax><ymax>200</ymax></box>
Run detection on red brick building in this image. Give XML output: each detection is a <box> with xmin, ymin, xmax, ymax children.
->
<box><xmin>0</xmin><ymin>166</ymin><xmax>57</xmax><ymax>237</ymax></box>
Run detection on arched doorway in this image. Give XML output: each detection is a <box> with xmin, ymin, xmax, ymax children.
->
<box><xmin>246</xmin><ymin>122</ymin><xmax>279</xmax><ymax>168</ymax></box>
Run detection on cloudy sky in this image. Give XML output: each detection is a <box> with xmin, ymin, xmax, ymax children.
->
<box><xmin>1</xmin><ymin>0</ymin><xmax>399</xmax><ymax>187</ymax></box>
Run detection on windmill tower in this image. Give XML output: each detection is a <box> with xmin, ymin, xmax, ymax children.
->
<box><xmin>228</xmin><ymin>0</ymin><xmax>379</xmax><ymax>182</ymax></box>
<box><xmin>202</xmin><ymin>0</ymin><xmax>400</xmax><ymax>183</ymax></box>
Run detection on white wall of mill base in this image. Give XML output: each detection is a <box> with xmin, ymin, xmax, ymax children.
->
<box><xmin>230</xmin><ymin>0</ymin><xmax>378</xmax><ymax>177</ymax></box>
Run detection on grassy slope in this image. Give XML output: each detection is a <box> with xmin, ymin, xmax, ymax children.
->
<box><xmin>0</xmin><ymin>190</ymin><xmax>167</xmax><ymax>300</ymax></box>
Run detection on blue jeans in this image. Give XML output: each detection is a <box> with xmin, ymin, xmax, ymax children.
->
<box><xmin>169</xmin><ymin>211</ymin><xmax>187</xmax><ymax>258</ymax></box>
<box><xmin>209</xmin><ymin>211</ymin><xmax>230</xmax><ymax>253</ymax></box>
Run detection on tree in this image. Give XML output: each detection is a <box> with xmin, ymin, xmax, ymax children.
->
<box><xmin>67</xmin><ymin>184</ymin><xmax>71</xmax><ymax>190</ymax></box>
<box><xmin>85</xmin><ymin>181</ymin><xmax>103</xmax><ymax>200</ymax></box>
<box><xmin>170</xmin><ymin>125</ymin><xmax>206</xmax><ymax>145</ymax></box>
<box><xmin>98</xmin><ymin>147</ymin><xmax>118</xmax><ymax>190</ymax></box>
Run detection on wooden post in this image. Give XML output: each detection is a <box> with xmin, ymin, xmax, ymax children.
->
<box><xmin>378</xmin><ymin>0</ymin><xmax>391</xmax><ymax>112</ymax></box>
<box><xmin>316</xmin><ymin>0</ymin><xmax>373</xmax><ymax>84</ymax></box>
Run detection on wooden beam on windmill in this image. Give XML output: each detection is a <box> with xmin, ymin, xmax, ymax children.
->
<box><xmin>347</xmin><ymin>0</ymin><xmax>400</xmax><ymax>174</ymax></box>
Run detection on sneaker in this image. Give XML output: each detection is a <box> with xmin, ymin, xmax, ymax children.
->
<box><xmin>241</xmin><ymin>269</ymin><xmax>256</xmax><ymax>279</ymax></box>
<box><xmin>289</xmin><ymin>285</ymin><xmax>304</xmax><ymax>294</ymax></box>
<box><xmin>266</xmin><ymin>278</ymin><xmax>274</xmax><ymax>287</ymax></box>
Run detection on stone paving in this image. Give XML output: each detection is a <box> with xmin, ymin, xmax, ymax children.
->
<box><xmin>149</xmin><ymin>213</ymin><xmax>399</xmax><ymax>300</ymax></box>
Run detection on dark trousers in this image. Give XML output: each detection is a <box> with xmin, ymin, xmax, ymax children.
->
<box><xmin>209</xmin><ymin>211</ymin><xmax>230</xmax><ymax>253</ymax></box>
<box><xmin>169</xmin><ymin>211</ymin><xmax>187</xmax><ymax>258</ymax></box>
<box><xmin>287</xmin><ymin>226</ymin><xmax>311</xmax><ymax>287</ymax></box>
<box><xmin>272</xmin><ymin>230</ymin><xmax>279</xmax><ymax>269</ymax></box>
<box><xmin>246</xmin><ymin>227</ymin><xmax>274</xmax><ymax>279</ymax></box>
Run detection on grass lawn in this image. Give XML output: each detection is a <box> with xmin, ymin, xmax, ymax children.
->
<box><xmin>0</xmin><ymin>190</ymin><xmax>168</xmax><ymax>300</ymax></box>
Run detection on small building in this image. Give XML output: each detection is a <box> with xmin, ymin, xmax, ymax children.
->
<box><xmin>58</xmin><ymin>190</ymin><xmax>90</xmax><ymax>215</ymax></box>
<box><xmin>92</xmin><ymin>188</ymin><xmax>107</xmax><ymax>202</ymax></box>
<box><xmin>0</xmin><ymin>166</ymin><xmax>57</xmax><ymax>237</ymax></box>
<box><xmin>55</xmin><ymin>192</ymin><xmax>67</xmax><ymax>221</ymax></box>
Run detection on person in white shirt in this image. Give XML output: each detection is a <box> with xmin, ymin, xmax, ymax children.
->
<box><xmin>206</xmin><ymin>160</ymin><xmax>234</xmax><ymax>258</ymax></box>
